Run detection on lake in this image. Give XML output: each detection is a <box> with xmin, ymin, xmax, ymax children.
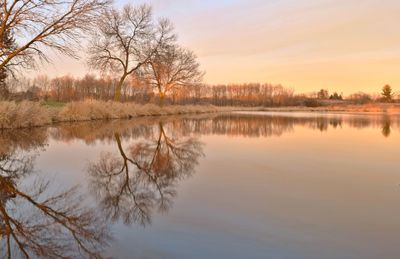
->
<box><xmin>1</xmin><ymin>112</ymin><xmax>400</xmax><ymax>258</ymax></box>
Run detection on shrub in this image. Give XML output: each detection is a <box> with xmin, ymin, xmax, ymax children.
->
<box><xmin>304</xmin><ymin>99</ymin><xmax>322</xmax><ymax>107</ymax></box>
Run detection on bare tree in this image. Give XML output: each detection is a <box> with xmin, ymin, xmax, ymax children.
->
<box><xmin>142</xmin><ymin>44</ymin><xmax>203</xmax><ymax>106</ymax></box>
<box><xmin>87</xmin><ymin>4</ymin><xmax>175</xmax><ymax>101</ymax></box>
<box><xmin>0</xmin><ymin>0</ymin><xmax>110</xmax><ymax>77</ymax></box>
<box><xmin>33</xmin><ymin>74</ymin><xmax>50</xmax><ymax>99</ymax></box>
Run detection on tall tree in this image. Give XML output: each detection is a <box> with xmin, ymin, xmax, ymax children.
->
<box><xmin>142</xmin><ymin>44</ymin><xmax>203</xmax><ymax>106</ymax></box>
<box><xmin>88</xmin><ymin>4</ymin><xmax>176</xmax><ymax>101</ymax></box>
<box><xmin>0</xmin><ymin>0</ymin><xmax>109</xmax><ymax>78</ymax></box>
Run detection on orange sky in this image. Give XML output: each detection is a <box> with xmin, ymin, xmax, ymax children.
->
<box><xmin>33</xmin><ymin>0</ymin><xmax>400</xmax><ymax>95</ymax></box>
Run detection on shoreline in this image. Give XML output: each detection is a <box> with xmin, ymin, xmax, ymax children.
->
<box><xmin>1</xmin><ymin>100</ymin><xmax>400</xmax><ymax>130</ymax></box>
<box><xmin>237</xmin><ymin>103</ymin><xmax>400</xmax><ymax>114</ymax></box>
<box><xmin>0</xmin><ymin>100</ymin><xmax>232</xmax><ymax>130</ymax></box>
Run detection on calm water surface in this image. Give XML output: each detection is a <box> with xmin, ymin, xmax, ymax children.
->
<box><xmin>1</xmin><ymin>112</ymin><xmax>400</xmax><ymax>258</ymax></box>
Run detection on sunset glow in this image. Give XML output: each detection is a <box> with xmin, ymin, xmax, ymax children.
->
<box><xmin>38</xmin><ymin>0</ymin><xmax>400</xmax><ymax>94</ymax></box>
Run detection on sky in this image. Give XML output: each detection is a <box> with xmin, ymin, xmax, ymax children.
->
<box><xmin>35</xmin><ymin>0</ymin><xmax>400</xmax><ymax>94</ymax></box>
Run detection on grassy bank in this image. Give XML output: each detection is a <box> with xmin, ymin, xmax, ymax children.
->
<box><xmin>242</xmin><ymin>103</ymin><xmax>400</xmax><ymax>114</ymax></box>
<box><xmin>1</xmin><ymin>100</ymin><xmax>400</xmax><ymax>129</ymax></box>
<box><xmin>0</xmin><ymin>100</ymin><xmax>229</xmax><ymax>129</ymax></box>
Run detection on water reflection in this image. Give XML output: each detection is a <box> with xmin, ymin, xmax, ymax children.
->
<box><xmin>0</xmin><ymin>128</ymin><xmax>47</xmax><ymax>155</ymax></box>
<box><xmin>88</xmin><ymin>122</ymin><xmax>203</xmax><ymax>226</ymax></box>
<box><xmin>165</xmin><ymin>113</ymin><xmax>399</xmax><ymax>138</ymax></box>
<box><xmin>381</xmin><ymin>117</ymin><xmax>392</xmax><ymax>138</ymax></box>
<box><xmin>46</xmin><ymin>113</ymin><xmax>400</xmax><ymax>144</ymax></box>
<box><xmin>0</xmin><ymin>112</ymin><xmax>399</xmax><ymax>258</ymax></box>
<box><xmin>0</xmin><ymin>131</ymin><xmax>109</xmax><ymax>258</ymax></box>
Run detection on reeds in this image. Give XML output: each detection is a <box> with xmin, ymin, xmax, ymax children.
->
<box><xmin>3</xmin><ymin>100</ymin><xmax>398</xmax><ymax>130</ymax></box>
<box><xmin>0</xmin><ymin>101</ymin><xmax>51</xmax><ymax>129</ymax></box>
<box><xmin>58</xmin><ymin>100</ymin><xmax>222</xmax><ymax>122</ymax></box>
<box><xmin>0</xmin><ymin>100</ymin><xmax>224</xmax><ymax>129</ymax></box>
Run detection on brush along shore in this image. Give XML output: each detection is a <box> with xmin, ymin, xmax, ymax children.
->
<box><xmin>0</xmin><ymin>100</ymin><xmax>232</xmax><ymax>129</ymax></box>
<box><xmin>1</xmin><ymin>100</ymin><xmax>399</xmax><ymax>129</ymax></box>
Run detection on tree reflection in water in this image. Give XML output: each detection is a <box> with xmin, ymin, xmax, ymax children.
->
<box><xmin>88</xmin><ymin>122</ymin><xmax>203</xmax><ymax>226</ymax></box>
<box><xmin>0</xmin><ymin>131</ymin><xmax>110</xmax><ymax>259</ymax></box>
<box><xmin>0</xmin><ymin>113</ymin><xmax>397</xmax><ymax>257</ymax></box>
<box><xmin>381</xmin><ymin>117</ymin><xmax>391</xmax><ymax>138</ymax></box>
<box><xmin>49</xmin><ymin>114</ymin><xmax>400</xmax><ymax>145</ymax></box>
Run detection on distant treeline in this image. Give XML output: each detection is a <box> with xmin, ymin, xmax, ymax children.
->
<box><xmin>4</xmin><ymin>75</ymin><xmax>297</xmax><ymax>106</ymax></box>
<box><xmin>6</xmin><ymin>74</ymin><xmax>398</xmax><ymax>107</ymax></box>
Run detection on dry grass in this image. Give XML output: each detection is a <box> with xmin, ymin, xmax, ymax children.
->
<box><xmin>2</xmin><ymin>100</ymin><xmax>399</xmax><ymax>129</ymax></box>
<box><xmin>57</xmin><ymin>100</ymin><xmax>224</xmax><ymax>122</ymax></box>
<box><xmin>242</xmin><ymin>103</ymin><xmax>400</xmax><ymax>114</ymax></box>
<box><xmin>0</xmin><ymin>101</ymin><xmax>51</xmax><ymax>129</ymax></box>
<box><xmin>0</xmin><ymin>100</ymin><xmax>227</xmax><ymax>129</ymax></box>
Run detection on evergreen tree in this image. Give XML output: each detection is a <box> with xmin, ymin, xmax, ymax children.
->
<box><xmin>317</xmin><ymin>89</ymin><xmax>329</xmax><ymax>99</ymax></box>
<box><xmin>329</xmin><ymin>92</ymin><xmax>343</xmax><ymax>100</ymax></box>
<box><xmin>381</xmin><ymin>84</ymin><xmax>393</xmax><ymax>103</ymax></box>
<box><xmin>0</xmin><ymin>28</ymin><xmax>15</xmax><ymax>99</ymax></box>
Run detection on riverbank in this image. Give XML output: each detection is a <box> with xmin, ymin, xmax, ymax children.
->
<box><xmin>1</xmin><ymin>100</ymin><xmax>400</xmax><ymax>129</ymax></box>
<box><xmin>0</xmin><ymin>100</ymin><xmax>230</xmax><ymax>129</ymax></box>
<box><xmin>241</xmin><ymin>103</ymin><xmax>400</xmax><ymax>114</ymax></box>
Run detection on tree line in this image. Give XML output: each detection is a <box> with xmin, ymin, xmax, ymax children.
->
<box><xmin>1</xmin><ymin>1</ymin><xmax>203</xmax><ymax>105</ymax></box>
<box><xmin>6</xmin><ymin>75</ymin><xmax>301</xmax><ymax>106</ymax></box>
<box><xmin>8</xmin><ymin>73</ymin><xmax>397</xmax><ymax>106</ymax></box>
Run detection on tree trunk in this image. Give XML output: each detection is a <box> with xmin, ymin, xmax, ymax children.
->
<box><xmin>114</xmin><ymin>74</ymin><xmax>127</xmax><ymax>102</ymax></box>
<box><xmin>159</xmin><ymin>92</ymin><xmax>165</xmax><ymax>107</ymax></box>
